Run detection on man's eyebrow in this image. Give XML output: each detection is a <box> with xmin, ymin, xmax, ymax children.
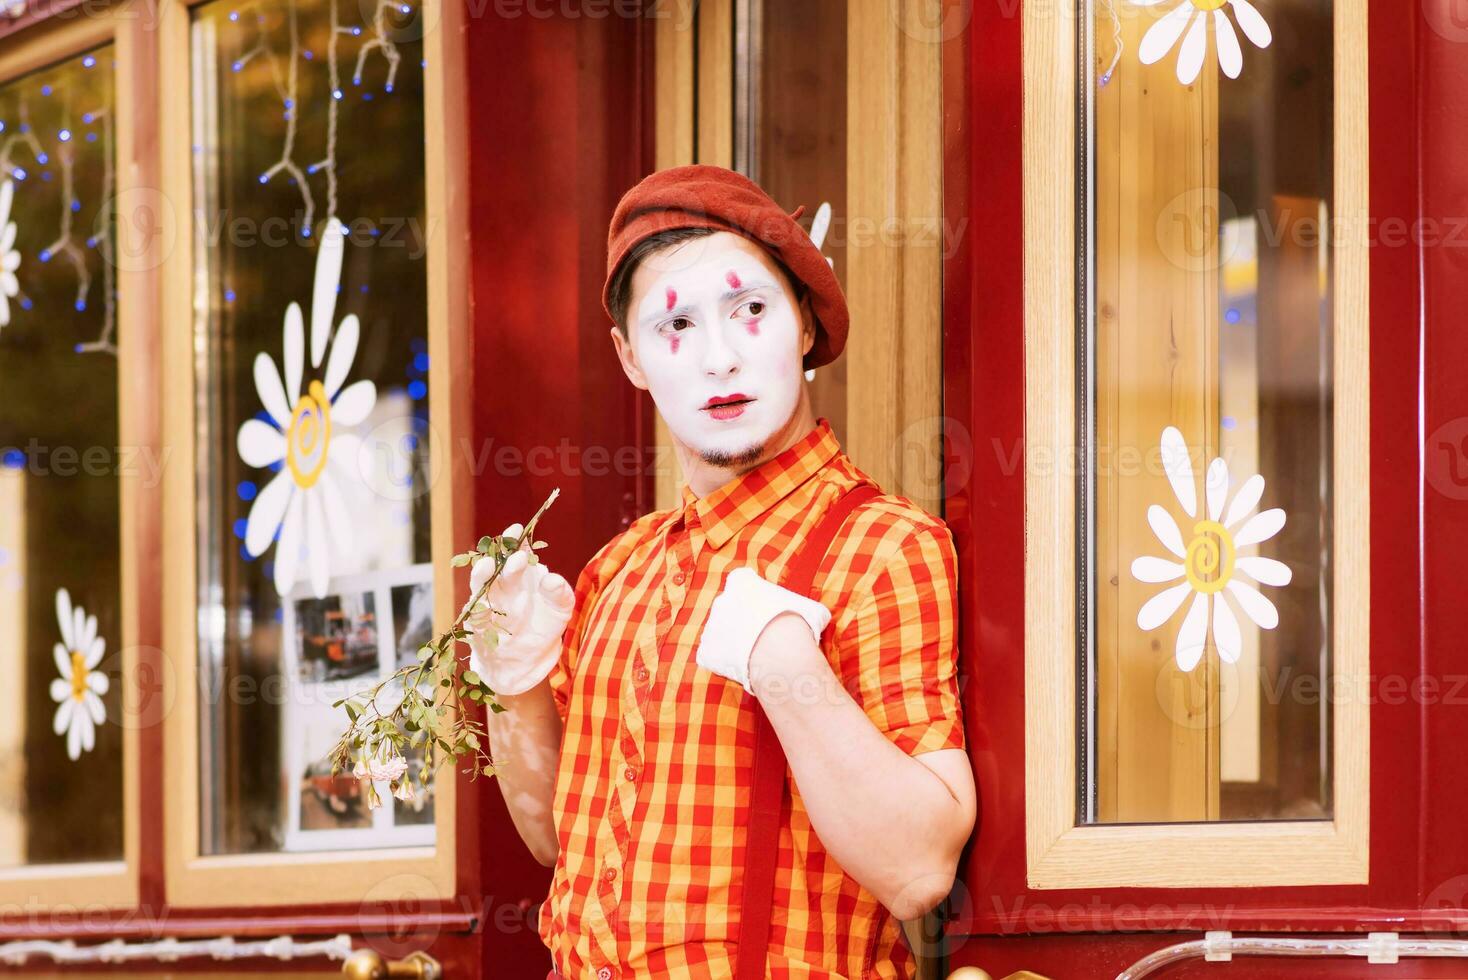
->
<box><xmin>720</xmin><ymin>279</ymin><xmax>774</xmax><ymax>302</ymax></box>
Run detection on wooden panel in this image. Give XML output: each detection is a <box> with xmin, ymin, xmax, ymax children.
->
<box><xmin>844</xmin><ymin>0</ymin><xmax>944</xmax><ymax>515</ymax></box>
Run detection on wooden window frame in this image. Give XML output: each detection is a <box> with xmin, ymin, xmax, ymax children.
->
<box><xmin>0</xmin><ymin>5</ymin><xmax>146</xmax><ymax>912</ymax></box>
<box><xmin>158</xmin><ymin>0</ymin><xmax>471</xmax><ymax>906</ymax></box>
<box><xmin>1022</xmin><ymin>0</ymin><xmax>1370</xmax><ymax>889</ymax></box>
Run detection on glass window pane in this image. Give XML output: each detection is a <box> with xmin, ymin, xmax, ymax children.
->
<box><xmin>191</xmin><ymin>0</ymin><xmax>434</xmax><ymax>854</ymax></box>
<box><xmin>0</xmin><ymin>45</ymin><xmax>122</xmax><ymax>866</ymax></box>
<box><xmin>1083</xmin><ymin>0</ymin><xmax>1334</xmax><ymax>824</ymax></box>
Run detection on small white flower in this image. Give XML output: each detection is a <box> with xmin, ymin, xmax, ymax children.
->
<box><xmin>1131</xmin><ymin>426</ymin><xmax>1292</xmax><ymax>672</ymax></box>
<box><xmin>391</xmin><ymin>778</ymin><xmax>416</xmax><ymax>803</ymax></box>
<box><xmin>0</xmin><ymin>180</ymin><xmax>21</xmax><ymax>329</ymax></box>
<box><xmin>49</xmin><ymin>588</ymin><xmax>109</xmax><ymax>760</ymax></box>
<box><xmin>352</xmin><ymin>751</ymin><xmax>408</xmax><ymax>784</ymax></box>
<box><xmin>1133</xmin><ymin>0</ymin><xmax>1272</xmax><ymax>85</ymax></box>
<box><xmin>237</xmin><ymin>217</ymin><xmax>376</xmax><ymax>598</ymax></box>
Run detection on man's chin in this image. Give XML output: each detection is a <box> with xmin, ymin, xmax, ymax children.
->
<box><xmin>697</xmin><ymin>439</ymin><xmax>768</xmax><ymax>471</ymax></box>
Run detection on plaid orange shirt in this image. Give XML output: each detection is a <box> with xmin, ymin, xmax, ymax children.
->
<box><xmin>537</xmin><ymin>419</ymin><xmax>965</xmax><ymax>979</ymax></box>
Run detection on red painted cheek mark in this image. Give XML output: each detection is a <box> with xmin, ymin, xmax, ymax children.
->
<box><xmin>725</xmin><ymin>270</ymin><xmax>742</xmax><ymax>289</ymax></box>
<box><xmin>745</xmin><ymin>317</ymin><xmax>761</xmax><ymax>337</ymax></box>
<box><xmin>669</xmin><ymin>335</ymin><xmax>681</xmax><ymax>355</ymax></box>
<box><xmin>665</xmin><ymin>287</ymin><xmax>677</xmax><ymax>311</ymax></box>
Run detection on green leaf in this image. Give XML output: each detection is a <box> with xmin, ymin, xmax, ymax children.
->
<box><xmin>452</xmin><ymin>553</ymin><xmax>473</xmax><ymax>567</ymax></box>
<box><xmin>477</xmin><ymin>535</ymin><xmax>496</xmax><ymax>553</ymax></box>
<box><xmin>462</xmin><ymin>670</ymin><xmax>482</xmax><ymax>687</ymax></box>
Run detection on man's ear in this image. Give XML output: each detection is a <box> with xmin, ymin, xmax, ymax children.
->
<box><xmin>609</xmin><ymin>325</ymin><xmax>649</xmax><ymax>391</ymax></box>
<box><xmin>797</xmin><ymin>291</ymin><xmax>816</xmax><ymax>358</ymax></box>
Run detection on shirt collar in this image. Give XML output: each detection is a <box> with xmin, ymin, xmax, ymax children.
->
<box><xmin>676</xmin><ymin>418</ymin><xmax>841</xmax><ymax>550</ymax></box>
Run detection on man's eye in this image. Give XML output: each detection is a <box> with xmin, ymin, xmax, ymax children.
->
<box><xmin>735</xmin><ymin>300</ymin><xmax>765</xmax><ymax>318</ymax></box>
<box><xmin>664</xmin><ymin>316</ymin><xmax>693</xmax><ymax>332</ymax></box>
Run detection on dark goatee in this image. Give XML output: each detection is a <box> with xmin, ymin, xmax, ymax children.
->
<box><xmin>699</xmin><ymin>441</ymin><xmax>768</xmax><ymax>471</ymax></box>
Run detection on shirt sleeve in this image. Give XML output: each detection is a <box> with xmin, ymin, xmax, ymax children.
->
<box><xmin>547</xmin><ymin>551</ymin><xmax>607</xmax><ymax>726</ymax></box>
<box><xmin>832</xmin><ymin>523</ymin><xmax>966</xmax><ymax>757</ymax></box>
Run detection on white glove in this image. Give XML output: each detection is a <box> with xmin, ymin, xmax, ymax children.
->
<box><xmin>695</xmin><ymin>567</ymin><xmax>832</xmax><ymax>695</ymax></box>
<box><xmin>463</xmin><ymin>537</ymin><xmax>575</xmax><ymax>696</ymax></box>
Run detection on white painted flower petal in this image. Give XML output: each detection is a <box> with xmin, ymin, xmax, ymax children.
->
<box><xmin>1230</xmin><ymin>0</ymin><xmax>1272</xmax><ymax>48</ymax></box>
<box><xmin>1</xmin><ymin>249</ymin><xmax>18</xmax><ymax>272</ymax></box>
<box><xmin>329</xmin><ymin>432</ymin><xmax>362</xmax><ymax>471</ymax></box>
<box><xmin>324</xmin><ymin>314</ymin><xmax>360</xmax><ymax>399</ymax></box>
<box><xmin>1139</xmin><ymin>3</ymin><xmax>1196</xmax><ymax>66</ymax></box>
<box><xmin>1227</xmin><ymin>579</ymin><xmax>1280</xmax><ymax>629</ymax></box>
<box><xmin>78</xmin><ymin>710</ymin><xmax>95</xmax><ymax>753</ymax></box>
<box><xmin>56</xmin><ymin>588</ymin><xmax>74</xmax><ymax>650</ymax></box>
<box><xmin>53</xmin><ymin>641</ymin><xmax>70</xmax><ymax>680</ymax></box>
<box><xmin>1175</xmin><ymin>592</ymin><xmax>1210</xmax><ymax>672</ymax></box>
<box><xmin>53</xmin><ymin>697</ymin><xmax>74</xmax><ymax>736</ymax></box>
<box><xmin>49</xmin><ymin>677</ymin><xmax>69</xmax><ymax>702</ymax></box>
<box><xmin>84</xmin><ymin>691</ymin><xmax>105</xmax><ymax>725</ymax></box>
<box><xmin>311</xmin><ymin>218</ymin><xmax>347</xmax><ymax>368</ymax></box>
<box><xmin>1236</xmin><ymin>555</ymin><xmax>1292</xmax><ymax>587</ymax></box>
<box><xmin>72</xmin><ymin>608</ymin><xmax>85</xmax><ymax>658</ymax></box>
<box><xmin>1175</xmin><ymin>10</ymin><xmax>1209</xmax><ymax>85</ymax></box>
<box><xmin>306</xmin><ymin>491</ymin><xmax>332</xmax><ymax>599</ymax></box>
<box><xmin>238</xmin><ymin>418</ymin><xmax>287</xmax><ymax>468</ymax></box>
<box><xmin>1131</xmin><ymin>555</ymin><xmax>1185</xmax><ymax>584</ymax></box>
<box><xmin>0</xmin><ymin>180</ymin><xmax>12</xmax><ymax>222</ymax></box>
<box><xmin>1138</xmin><ymin>581</ymin><xmax>1192</xmax><ymax>631</ymax></box>
<box><xmin>89</xmin><ymin>670</ymin><xmax>110</xmax><ymax>696</ymax></box>
<box><xmin>80</xmin><ymin>613</ymin><xmax>97</xmax><ymax>652</ymax></box>
<box><xmin>331</xmin><ymin>380</ymin><xmax>377</xmax><ymax>428</ymax></box>
<box><xmin>284</xmin><ymin>302</ymin><xmax>305</xmax><ymax>405</ymax></box>
<box><xmin>245</xmin><ymin>470</ymin><xmax>294</xmax><ymax>558</ymax></box>
<box><xmin>66</xmin><ymin>712</ymin><xmax>83</xmax><ymax>760</ymax></box>
<box><xmin>0</xmin><ymin>222</ymin><xmax>16</xmax><ymax>254</ymax></box>
<box><xmin>85</xmin><ymin>635</ymin><xmax>105</xmax><ymax>669</ymax></box>
<box><xmin>1212</xmin><ymin>592</ymin><xmax>1243</xmax><ymax>663</ymax></box>
<box><xmin>1159</xmin><ymin>426</ymin><xmax>1197</xmax><ymax>517</ymax></box>
<box><xmin>273</xmin><ymin>491</ymin><xmax>306</xmax><ymax>597</ymax></box>
<box><xmin>1148</xmin><ymin>504</ymin><xmax>1188</xmax><ymax>558</ymax></box>
<box><xmin>1234</xmin><ymin>507</ymin><xmax>1286</xmax><ymax>547</ymax></box>
<box><xmin>1223</xmin><ymin>473</ymin><xmax>1265</xmax><ymax>528</ymax></box>
<box><xmin>318</xmin><ymin>470</ymin><xmax>355</xmax><ymax>557</ymax></box>
<box><xmin>1214</xmin><ymin>10</ymin><xmax>1243</xmax><ymax>78</ymax></box>
<box><xmin>1205</xmin><ymin>457</ymin><xmax>1230</xmax><ymax>522</ymax></box>
<box><xmin>253</xmin><ymin>352</ymin><xmax>293</xmax><ymax>429</ymax></box>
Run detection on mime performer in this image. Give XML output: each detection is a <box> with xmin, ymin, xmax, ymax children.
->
<box><xmin>473</xmin><ymin>165</ymin><xmax>976</xmax><ymax>980</ymax></box>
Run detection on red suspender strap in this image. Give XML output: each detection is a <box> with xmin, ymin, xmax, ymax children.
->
<box><xmin>734</xmin><ymin>481</ymin><xmax>882</xmax><ymax>980</ymax></box>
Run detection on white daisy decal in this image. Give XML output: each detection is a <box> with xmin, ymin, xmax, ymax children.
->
<box><xmin>0</xmin><ymin>179</ymin><xmax>21</xmax><ymax>329</ymax></box>
<box><xmin>49</xmin><ymin>588</ymin><xmax>109</xmax><ymax>761</ymax></box>
<box><xmin>237</xmin><ymin>217</ymin><xmax>376</xmax><ymax>598</ymax></box>
<box><xmin>1131</xmin><ymin>426</ymin><xmax>1292</xmax><ymax>672</ymax></box>
<box><xmin>1134</xmin><ymin>0</ymin><xmax>1272</xmax><ymax>85</ymax></box>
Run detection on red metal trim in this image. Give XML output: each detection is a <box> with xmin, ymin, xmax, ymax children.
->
<box><xmin>944</xmin><ymin>0</ymin><xmax>1435</xmax><ymax>946</ymax></box>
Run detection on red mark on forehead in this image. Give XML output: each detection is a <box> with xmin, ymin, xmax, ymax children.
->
<box><xmin>725</xmin><ymin>270</ymin><xmax>742</xmax><ymax>289</ymax></box>
<box><xmin>665</xmin><ymin>287</ymin><xmax>677</xmax><ymax>311</ymax></box>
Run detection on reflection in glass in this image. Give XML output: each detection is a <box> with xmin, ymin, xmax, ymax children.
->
<box><xmin>1083</xmin><ymin>0</ymin><xmax>1334</xmax><ymax>823</ymax></box>
<box><xmin>0</xmin><ymin>46</ymin><xmax>122</xmax><ymax>867</ymax></box>
<box><xmin>191</xmin><ymin>0</ymin><xmax>433</xmax><ymax>854</ymax></box>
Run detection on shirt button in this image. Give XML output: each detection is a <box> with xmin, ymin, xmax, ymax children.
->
<box><xmin>625</xmin><ymin>767</ymin><xmax>637</xmax><ymax>781</ymax></box>
<box><xmin>672</xmin><ymin>571</ymin><xmax>686</xmax><ymax>586</ymax></box>
<box><xmin>604</xmin><ymin>866</ymin><xmax>617</xmax><ymax>882</ymax></box>
<box><xmin>598</xmin><ymin>968</ymin><xmax>613</xmax><ymax>980</ymax></box>
<box><xmin>634</xmin><ymin>665</ymin><xmax>649</xmax><ymax>682</ymax></box>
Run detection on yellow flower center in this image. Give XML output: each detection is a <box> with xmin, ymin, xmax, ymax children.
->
<box><xmin>1191</xmin><ymin>0</ymin><xmax>1229</xmax><ymax>10</ymax></box>
<box><xmin>70</xmin><ymin>651</ymin><xmax>89</xmax><ymax>700</ymax></box>
<box><xmin>286</xmin><ymin>379</ymin><xmax>332</xmax><ymax>489</ymax></box>
<box><xmin>1184</xmin><ymin>519</ymin><xmax>1235</xmax><ymax>594</ymax></box>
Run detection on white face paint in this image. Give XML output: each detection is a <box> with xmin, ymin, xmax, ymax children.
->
<box><xmin>624</xmin><ymin>232</ymin><xmax>811</xmax><ymax>469</ymax></box>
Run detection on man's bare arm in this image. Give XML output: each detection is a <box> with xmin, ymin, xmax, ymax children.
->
<box><xmin>749</xmin><ymin>614</ymin><xmax>976</xmax><ymax>921</ymax></box>
<box><xmin>483</xmin><ymin>678</ymin><xmax>564</xmax><ymax>866</ymax></box>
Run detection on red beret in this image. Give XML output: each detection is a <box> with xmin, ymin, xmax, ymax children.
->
<box><xmin>603</xmin><ymin>164</ymin><xmax>848</xmax><ymax>370</ymax></box>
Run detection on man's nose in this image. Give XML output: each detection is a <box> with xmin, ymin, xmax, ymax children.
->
<box><xmin>701</xmin><ymin>321</ymin><xmax>740</xmax><ymax>378</ymax></box>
